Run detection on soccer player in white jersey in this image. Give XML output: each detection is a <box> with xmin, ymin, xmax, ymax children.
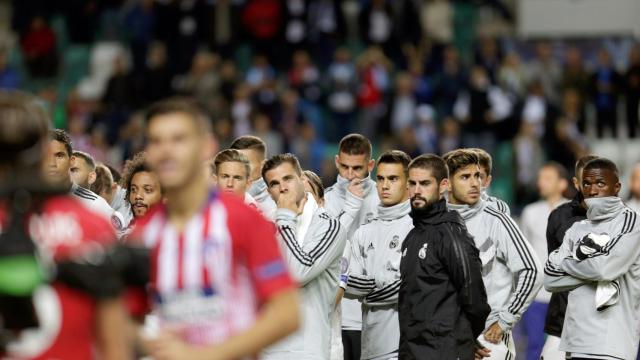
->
<box><xmin>324</xmin><ymin>134</ymin><xmax>379</xmax><ymax>360</ymax></box>
<box><xmin>261</xmin><ymin>153</ymin><xmax>346</xmax><ymax>360</ymax></box>
<box><xmin>70</xmin><ymin>150</ymin><xmax>97</xmax><ymax>189</ymax></box>
<box><xmin>230</xmin><ymin>136</ymin><xmax>278</xmax><ymax>219</ymax></box>
<box><xmin>344</xmin><ymin>150</ymin><xmax>413</xmax><ymax>360</ymax></box>
<box><xmin>445</xmin><ymin>149</ymin><xmax>542</xmax><ymax>360</ymax></box>
<box><xmin>213</xmin><ymin>149</ymin><xmax>259</xmax><ymax>209</ymax></box>
<box><xmin>133</xmin><ymin>97</ymin><xmax>299</xmax><ymax>359</ymax></box>
<box><xmin>470</xmin><ymin>148</ymin><xmax>511</xmax><ymax>216</ymax></box>
<box><xmin>45</xmin><ymin>129</ymin><xmax>126</xmax><ymax>233</ymax></box>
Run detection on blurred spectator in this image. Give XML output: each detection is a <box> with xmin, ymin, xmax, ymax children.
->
<box><xmin>206</xmin><ymin>0</ymin><xmax>242</xmax><ymax>59</ymax></box>
<box><xmin>214</xmin><ymin>116</ymin><xmax>234</xmax><ymax>150</ymax></box>
<box><xmin>396</xmin><ymin>127</ymin><xmax>421</xmax><ymax>158</ymax></box>
<box><xmin>278</xmin><ymin>88</ymin><xmax>305</xmax><ymax>150</ymax></box>
<box><xmin>20</xmin><ymin>16</ymin><xmax>58</xmax><ymax>78</ymax></box>
<box><xmin>475</xmin><ymin>37</ymin><xmax>503</xmax><ymax>82</ymax></box>
<box><xmin>454</xmin><ymin>65</ymin><xmax>512</xmax><ymax>155</ymax></box>
<box><xmin>0</xmin><ymin>48</ymin><xmax>20</xmax><ymax>89</ymax></box>
<box><xmin>219</xmin><ymin>60</ymin><xmax>239</xmax><ymax>103</ymax></box>
<box><xmin>434</xmin><ymin>45</ymin><xmax>466</xmax><ymax>116</ymax></box>
<box><xmin>306</xmin><ymin>0</ymin><xmax>346</xmax><ymax>68</ymax></box>
<box><xmin>439</xmin><ymin>116</ymin><xmax>461</xmax><ymax>154</ymax></box>
<box><xmin>627</xmin><ymin>163</ymin><xmax>640</xmax><ymax>213</ymax></box>
<box><xmin>288</xmin><ymin>50</ymin><xmax>321</xmax><ymax>103</ymax></box>
<box><xmin>498</xmin><ymin>52</ymin><xmax>527</xmax><ymax>98</ymax></box>
<box><xmin>390</xmin><ymin>72</ymin><xmax>417</xmax><ymax>136</ymax></box>
<box><xmin>546</xmin><ymin>88</ymin><xmax>589</xmax><ymax>171</ymax></box>
<box><xmin>359</xmin><ymin>0</ymin><xmax>393</xmax><ymax>53</ymax></box>
<box><xmin>624</xmin><ymin>44</ymin><xmax>640</xmax><ymax>138</ymax></box>
<box><xmin>252</xmin><ymin>112</ymin><xmax>284</xmax><ymax>156</ymax></box>
<box><xmin>519</xmin><ymin>163</ymin><xmax>569</xmax><ymax>360</ymax></box>
<box><xmin>291</xmin><ymin>121</ymin><xmax>325</xmax><ymax>173</ymax></box>
<box><xmin>231</xmin><ymin>82</ymin><xmax>253</xmax><ymax>138</ymax></box>
<box><xmin>156</xmin><ymin>0</ymin><xmax>207</xmax><ymax>75</ymax></box>
<box><xmin>414</xmin><ymin>104</ymin><xmax>438</xmax><ymax>154</ymax></box>
<box><xmin>561</xmin><ymin>46</ymin><xmax>589</xmax><ymax>102</ymax></box>
<box><xmin>356</xmin><ymin>47</ymin><xmax>392</xmax><ymax>141</ymax></box>
<box><xmin>124</xmin><ymin>0</ymin><xmax>156</xmax><ymax>74</ymax></box>
<box><xmin>327</xmin><ymin>47</ymin><xmax>357</xmax><ymax>140</ymax></box>
<box><xmin>141</xmin><ymin>41</ymin><xmax>173</xmax><ymax>104</ymax></box>
<box><xmin>419</xmin><ymin>0</ymin><xmax>453</xmax><ymax>45</ymax></box>
<box><xmin>590</xmin><ymin>48</ymin><xmax>623</xmax><ymax>138</ymax></box>
<box><xmin>173</xmin><ymin>51</ymin><xmax>220</xmax><ymax>112</ymax></box>
<box><xmin>242</xmin><ymin>0</ymin><xmax>283</xmax><ymax>63</ymax></box>
<box><xmin>282</xmin><ymin>0</ymin><xmax>308</xmax><ymax>65</ymax></box>
<box><xmin>103</xmin><ymin>54</ymin><xmax>135</xmax><ymax>110</ymax></box>
<box><xmin>520</xmin><ymin>80</ymin><xmax>557</xmax><ymax>141</ymax></box>
<box><xmin>526</xmin><ymin>41</ymin><xmax>561</xmax><ymax>104</ymax></box>
<box><xmin>64</xmin><ymin>0</ymin><xmax>100</xmax><ymax>44</ymax></box>
<box><xmin>513</xmin><ymin>122</ymin><xmax>545</xmax><ymax>204</ymax></box>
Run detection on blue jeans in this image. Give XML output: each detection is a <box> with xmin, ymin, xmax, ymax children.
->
<box><xmin>522</xmin><ymin>301</ymin><xmax>548</xmax><ymax>360</ymax></box>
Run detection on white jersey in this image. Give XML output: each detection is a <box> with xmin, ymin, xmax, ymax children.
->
<box><xmin>345</xmin><ymin>200</ymin><xmax>413</xmax><ymax>360</ymax></box>
<box><xmin>520</xmin><ymin>198</ymin><xmax>568</xmax><ymax>303</ymax></box>
<box><xmin>263</xmin><ymin>194</ymin><xmax>347</xmax><ymax>360</ymax></box>
<box><xmin>110</xmin><ymin>185</ymin><xmax>133</xmax><ymax>229</ymax></box>
<box><xmin>324</xmin><ymin>175</ymin><xmax>379</xmax><ymax>331</ymax></box>
<box><xmin>248</xmin><ymin>178</ymin><xmax>277</xmax><ymax>221</ymax></box>
<box><xmin>71</xmin><ymin>183</ymin><xmax>126</xmax><ymax>235</ymax></box>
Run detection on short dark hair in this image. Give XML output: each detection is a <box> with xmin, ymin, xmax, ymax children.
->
<box><xmin>230</xmin><ymin>135</ymin><xmax>267</xmax><ymax>158</ymax></box>
<box><xmin>583</xmin><ymin>158</ymin><xmax>619</xmax><ymax>181</ymax></box>
<box><xmin>303</xmin><ymin>170</ymin><xmax>324</xmax><ymax>200</ymax></box>
<box><xmin>89</xmin><ymin>164</ymin><xmax>113</xmax><ymax>196</ymax></box>
<box><xmin>338</xmin><ymin>134</ymin><xmax>372</xmax><ymax>158</ymax></box>
<box><xmin>408</xmin><ymin>154</ymin><xmax>449</xmax><ymax>184</ymax></box>
<box><xmin>469</xmin><ymin>148</ymin><xmax>492</xmax><ymax>175</ymax></box>
<box><xmin>262</xmin><ymin>153</ymin><xmax>302</xmax><ymax>182</ymax></box>
<box><xmin>121</xmin><ymin>152</ymin><xmax>155</xmax><ymax>201</ymax></box>
<box><xmin>72</xmin><ymin>150</ymin><xmax>95</xmax><ymax>170</ymax></box>
<box><xmin>575</xmin><ymin>155</ymin><xmax>599</xmax><ymax>175</ymax></box>
<box><xmin>145</xmin><ymin>97</ymin><xmax>212</xmax><ymax>133</ymax></box>
<box><xmin>106</xmin><ymin>164</ymin><xmax>122</xmax><ymax>183</ymax></box>
<box><xmin>443</xmin><ymin>149</ymin><xmax>480</xmax><ymax>177</ymax></box>
<box><xmin>542</xmin><ymin>161</ymin><xmax>569</xmax><ymax>181</ymax></box>
<box><xmin>214</xmin><ymin>149</ymin><xmax>251</xmax><ymax>179</ymax></box>
<box><xmin>49</xmin><ymin>129</ymin><xmax>72</xmax><ymax>157</ymax></box>
<box><xmin>377</xmin><ymin>150</ymin><xmax>411</xmax><ymax>175</ymax></box>
<box><xmin>0</xmin><ymin>90</ymin><xmax>50</xmax><ymax>167</ymax></box>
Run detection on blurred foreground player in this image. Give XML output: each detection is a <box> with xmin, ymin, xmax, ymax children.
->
<box><xmin>0</xmin><ymin>91</ymin><xmax>129</xmax><ymax>360</ymax></box>
<box><xmin>133</xmin><ymin>98</ymin><xmax>300</xmax><ymax>359</ymax></box>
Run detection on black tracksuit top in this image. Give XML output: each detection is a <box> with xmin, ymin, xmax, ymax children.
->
<box><xmin>399</xmin><ymin>198</ymin><xmax>490</xmax><ymax>360</ymax></box>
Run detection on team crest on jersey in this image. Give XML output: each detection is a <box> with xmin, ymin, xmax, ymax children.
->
<box><xmin>340</xmin><ymin>257</ymin><xmax>349</xmax><ymax>274</ymax></box>
<box><xmin>389</xmin><ymin>235</ymin><xmax>399</xmax><ymax>249</ymax></box>
<box><xmin>418</xmin><ymin>243</ymin><xmax>428</xmax><ymax>259</ymax></box>
<box><xmin>111</xmin><ymin>214</ymin><xmax>123</xmax><ymax>231</ymax></box>
<box><xmin>367</xmin><ymin>243</ymin><xmax>375</xmax><ymax>251</ymax></box>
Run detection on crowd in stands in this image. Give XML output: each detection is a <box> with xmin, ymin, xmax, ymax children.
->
<box><xmin>1</xmin><ymin>0</ymin><xmax>640</xmax><ymax>208</ymax></box>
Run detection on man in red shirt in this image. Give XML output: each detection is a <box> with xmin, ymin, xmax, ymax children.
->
<box><xmin>136</xmin><ymin>97</ymin><xmax>299</xmax><ymax>359</ymax></box>
<box><xmin>0</xmin><ymin>91</ymin><xmax>129</xmax><ymax>359</ymax></box>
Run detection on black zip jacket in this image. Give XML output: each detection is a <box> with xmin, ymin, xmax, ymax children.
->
<box><xmin>543</xmin><ymin>193</ymin><xmax>587</xmax><ymax>337</ymax></box>
<box><xmin>399</xmin><ymin>199</ymin><xmax>490</xmax><ymax>360</ymax></box>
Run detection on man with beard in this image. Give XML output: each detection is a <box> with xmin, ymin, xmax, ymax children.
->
<box><xmin>261</xmin><ymin>153</ymin><xmax>347</xmax><ymax>360</ymax></box>
<box><xmin>343</xmin><ymin>150</ymin><xmax>413</xmax><ymax>360</ymax></box>
<box><xmin>399</xmin><ymin>154</ymin><xmax>490</xmax><ymax>359</ymax></box>
<box><xmin>545</xmin><ymin>158</ymin><xmax>640</xmax><ymax>360</ymax></box>
<box><xmin>541</xmin><ymin>155</ymin><xmax>598</xmax><ymax>360</ymax></box>
<box><xmin>324</xmin><ymin>134</ymin><xmax>379</xmax><ymax>360</ymax></box>
<box><xmin>121</xmin><ymin>152</ymin><xmax>162</xmax><ymax>224</ymax></box>
<box><xmin>445</xmin><ymin>149</ymin><xmax>542</xmax><ymax>360</ymax></box>
<box><xmin>230</xmin><ymin>136</ymin><xmax>278</xmax><ymax>220</ymax></box>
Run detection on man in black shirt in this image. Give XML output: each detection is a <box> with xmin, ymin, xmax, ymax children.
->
<box><xmin>541</xmin><ymin>154</ymin><xmax>598</xmax><ymax>359</ymax></box>
<box><xmin>399</xmin><ymin>154</ymin><xmax>490</xmax><ymax>359</ymax></box>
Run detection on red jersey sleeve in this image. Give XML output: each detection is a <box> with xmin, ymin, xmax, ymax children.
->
<box><xmin>224</xmin><ymin>194</ymin><xmax>295</xmax><ymax>303</ymax></box>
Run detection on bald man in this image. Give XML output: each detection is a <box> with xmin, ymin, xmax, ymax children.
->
<box><xmin>627</xmin><ymin>163</ymin><xmax>640</xmax><ymax>213</ymax></box>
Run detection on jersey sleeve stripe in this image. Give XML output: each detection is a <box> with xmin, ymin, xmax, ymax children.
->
<box><xmin>485</xmin><ymin>207</ymin><xmax>538</xmax><ymax>315</ymax></box>
<box><xmin>366</xmin><ymin>280</ymin><xmax>401</xmax><ymax>302</ymax></box>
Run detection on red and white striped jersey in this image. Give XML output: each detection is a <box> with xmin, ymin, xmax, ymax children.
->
<box><xmin>133</xmin><ymin>190</ymin><xmax>294</xmax><ymax>346</ymax></box>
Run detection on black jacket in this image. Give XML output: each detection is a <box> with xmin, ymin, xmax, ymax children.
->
<box><xmin>399</xmin><ymin>199</ymin><xmax>490</xmax><ymax>360</ymax></box>
<box><xmin>544</xmin><ymin>193</ymin><xmax>587</xmax><ymax>337</ymax></box>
